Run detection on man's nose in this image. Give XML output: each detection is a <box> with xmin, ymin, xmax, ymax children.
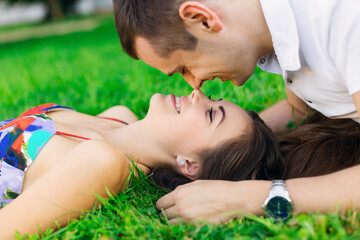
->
<box><xmin>183</xmin><ymin>73</ymin><xmax>204</xmax><ymax>90</ymax></box>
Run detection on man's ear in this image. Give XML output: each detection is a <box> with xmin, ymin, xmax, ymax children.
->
<box><xmin>179</xmin><ymin>1</ymin><xmax>223</xmax><ymax>34</ymax></box>
<box><xmin>176</xmin><ymin>155</ymin><xmax>200</xmax><ymax>180</ymax></box>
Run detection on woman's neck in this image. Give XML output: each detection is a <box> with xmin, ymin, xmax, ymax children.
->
<box><xmin>103</xmin><ymin>120</ymin><xmax>174</xmax><ymax>170</ymax></box>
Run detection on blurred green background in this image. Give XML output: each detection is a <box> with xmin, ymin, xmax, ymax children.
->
<box><xmin>0</xmin><ymin>15</ymin><xmax>285</xmax><ymax>120</ymax></box>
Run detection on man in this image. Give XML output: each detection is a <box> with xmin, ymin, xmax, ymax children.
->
<box><xmin>114</xmin><ymin>0</ymin><xmax>360</xmax><ymax>223</ymax></box>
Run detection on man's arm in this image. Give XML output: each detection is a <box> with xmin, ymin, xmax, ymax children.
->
<box><xmin>352</xmin><ymin>91</ymin><xmax>360</xmax><ymax>117</ymax></box>
<box><xmin>260</xmin><ymin>87</ymin><xmax>313</xmax><ymax>132</ymax></box>
<box><xmin>157</xmin><ymin>165</ymin><xmax>360</xmax><ymax>224</ymax></box>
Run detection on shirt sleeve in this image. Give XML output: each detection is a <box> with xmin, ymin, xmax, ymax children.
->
<box><xmin>329</xmin><ymin>0</ymin><xmax>360</xmax><ymax>95</ymax></box>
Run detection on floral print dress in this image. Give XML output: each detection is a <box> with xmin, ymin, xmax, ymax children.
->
<box><xmin>0</xmin><ymin>104</ymin><xmax>72</xmax><ymax>208</ymax></box>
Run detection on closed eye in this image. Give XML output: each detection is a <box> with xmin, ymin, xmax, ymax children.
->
<box><xmin>208</xmin><ymin>107</ymin><xmax>213</xmax><ymax>122</ymax></box>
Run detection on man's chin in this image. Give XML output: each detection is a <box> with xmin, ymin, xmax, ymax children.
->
<box><xmin>231</xmin><ymin>79</ymin><xmax>246</xmax><ymax>86</ymax></box>
<box><xmin>219</xmin><ymin>77</ymin><xmax>244</xmax><ymax>86</ymax></box>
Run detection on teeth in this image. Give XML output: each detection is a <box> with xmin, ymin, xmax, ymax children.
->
<box><xmin>175</xmin><ymin>97</ymin><xmax>181</xmax><ymax>113</ymax></box>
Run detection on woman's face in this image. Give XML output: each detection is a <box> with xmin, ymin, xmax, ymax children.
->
<box><xmin>144</xmin><ymin>90</ymin><xmax>252</xmax><ymax>160</ymax></box>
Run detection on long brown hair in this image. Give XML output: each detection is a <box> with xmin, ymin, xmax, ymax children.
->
<box><xmin>151</xmin><ymin>111</ymin><xmax>360</xmax><ymax>190</ymax></box>
<box><xmin>278</xmin><ymin>112</ymin><xmax>360</xmax><ymax>179</ymax></box>
<box><xmin>151</xmin><ymin>111</ymin><xmax>285</xmax><ymax>190</ymax></box>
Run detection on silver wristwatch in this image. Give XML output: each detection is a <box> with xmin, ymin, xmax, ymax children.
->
<box><xmin>262</xmin><ymin>180</ymin><xmax>293</xmax><ymax>221</ymax></box>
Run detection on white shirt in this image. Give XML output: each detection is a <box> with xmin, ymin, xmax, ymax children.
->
<box><xmin>258</xmin><ymin>0</ymin><xmax>360</xmax><ymax>123</ymax></box>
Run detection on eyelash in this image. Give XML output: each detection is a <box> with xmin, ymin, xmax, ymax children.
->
<box><xmin>208</xmin><ymin>95</ymin><xmax>223</xmax><ymax>102</ymax></box>
<box><xmin>209</xmin><ymin>107</ymin><xmax>213</xmax><ymax>122</ymax></box>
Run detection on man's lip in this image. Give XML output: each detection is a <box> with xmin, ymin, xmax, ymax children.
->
<box><xmin>219</xmin><ymin>77</ymin><xmax>229</xmax><ymax>82</ymax></box>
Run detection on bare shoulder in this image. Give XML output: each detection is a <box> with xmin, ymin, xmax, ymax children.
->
<box><xmin>76</xmin><ymin>140</ymin><xmax>127</xmax><ymax>161</ymax></box>
<box><xmin>23</xmin><ymin>140</ymin><xmax>130</xmax><ymax>194</ymax></box>
<box><xmin>97</xmin><ymin>106</ymin><xmax>138</xmax><ymax>123</ymax></box>
<box><xmin>71</xmin><ymin>140</ymin><xmax>130</xmax><ymax>186</ymax></box>
<box><xmin>76</xmin><ymin>140</ymin><xmax>131</xmax><ymax>190</ymax></box>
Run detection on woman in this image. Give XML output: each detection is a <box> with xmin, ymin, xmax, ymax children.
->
<box><xmin>152</xmin><ymin>111</ymin><xmax>360</xmax><ymax>190</ymax></box>
<box><xmin>0</xmin><ymin>90</ymin><xmax>284</xmax><ymax>238</ymax></box>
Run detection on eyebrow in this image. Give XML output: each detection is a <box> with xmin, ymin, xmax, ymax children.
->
<box><xmin>217</xmin><ymin>105</ymin><xmax>226</xmax><ymax>127</ymax></box>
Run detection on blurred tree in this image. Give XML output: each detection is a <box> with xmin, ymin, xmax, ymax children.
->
<box><xmin>6</xmin><ymin>0</ymin><xmax>78</xmax><ymax>20</ymax></box>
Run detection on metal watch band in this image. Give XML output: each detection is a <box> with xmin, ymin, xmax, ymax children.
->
<box><xmin>272</xmin><ymin>180</ymin><xmax>286</xmax><ymax>190</ymax></box>
<box><xmin>263</xmin><ymin>179</ymin><xmax>293</xmax><ymax>221</ymax></box>
<box><xmin>269</xmin><ymin>180</ymin><xmax>289</xmax><ymax>197</ymax></box>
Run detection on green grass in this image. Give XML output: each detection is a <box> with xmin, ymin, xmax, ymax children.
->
<box><xmin>0</xmin><ymin>14</ymin><xmax>109</xmax><ymax>33</ymax></box>
<box><xmin>0</xmin><ymin>15</ymin><xmax>358</xmax><ymax>239</ymax></box>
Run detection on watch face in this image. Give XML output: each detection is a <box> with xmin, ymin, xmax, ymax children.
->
<box><xmin>265</xmin><ymin>196</ymin><xmax>292</xmax><ymax>221</ymax></box>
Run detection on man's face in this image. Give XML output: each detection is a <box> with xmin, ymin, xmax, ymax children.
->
<box><xmin>135</xmin><ymin>36</ymin><xmax>259</xmax><ymax>89</ymax></box>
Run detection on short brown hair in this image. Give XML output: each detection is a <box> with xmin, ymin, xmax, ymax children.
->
<box><xmin>113</xmin><ymin>0</ymin><xmax>198</xmax><ymax>59</ymax></box>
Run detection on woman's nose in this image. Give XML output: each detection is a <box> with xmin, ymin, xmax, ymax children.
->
<box><xmin>190</xmin><ymin>90</ymin><xmax>205</xmax><ymax>104</ymax></box>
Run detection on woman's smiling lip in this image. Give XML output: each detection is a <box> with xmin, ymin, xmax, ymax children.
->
<box><xmin>170</xmin><ymin>95</ymin><xmax>185</xmax><ymax>113</ymax></box>
<box><xmin>170</xmin><ymin>95</ymin><xmax>180</xmax><ymax>113</ymax></box>
<box><xmin>180</xmin><ymin>96</ymin><xmax>186</xmax><ymax>106</ymax></box>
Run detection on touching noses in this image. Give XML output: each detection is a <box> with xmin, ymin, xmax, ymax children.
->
<box><xmin>190</xmin><ymin>90</ymin><xmax>205</xmax><ymax>104</ymax></box>
<box><xmin>183</xmin><ymin>72</ymin><xmax>205</xmax><ymax>90</ymax></box>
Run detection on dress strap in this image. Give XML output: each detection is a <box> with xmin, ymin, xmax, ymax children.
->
<box><xmin>56</xmin><ymin>117</ymin><xmax>128</xmax><ymax>140</ymax></box>
<box><xmin>55</xmin><ymin>131</ymin><xmax>91</xmax><ymax>140</ymax></box>
<box><xmin>99</xmin><ymin>116</ymin><xmax>129</xmax><ymax>125</ymax></box>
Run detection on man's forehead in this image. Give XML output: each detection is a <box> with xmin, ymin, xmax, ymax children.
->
<box><xmin>135</xmin><ymin>37</ymin><xmax>181</xmax><ymax>75</ymax></box>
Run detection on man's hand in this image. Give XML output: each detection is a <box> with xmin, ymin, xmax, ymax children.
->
<box><xmin>157</xmin><ymin>165</ymin><xmax>360</xmax><ymax>224</ymax></box>
<box><xmin>156</xmin><ymin>180</ymin><xmax>271</xmax><ymax>224</ymax></box>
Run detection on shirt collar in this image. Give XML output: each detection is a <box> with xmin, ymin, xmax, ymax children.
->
<box><xmin>258</xmin><ymin>0</ymin><xmax>301</xmax><ymax>72</ymax></box>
